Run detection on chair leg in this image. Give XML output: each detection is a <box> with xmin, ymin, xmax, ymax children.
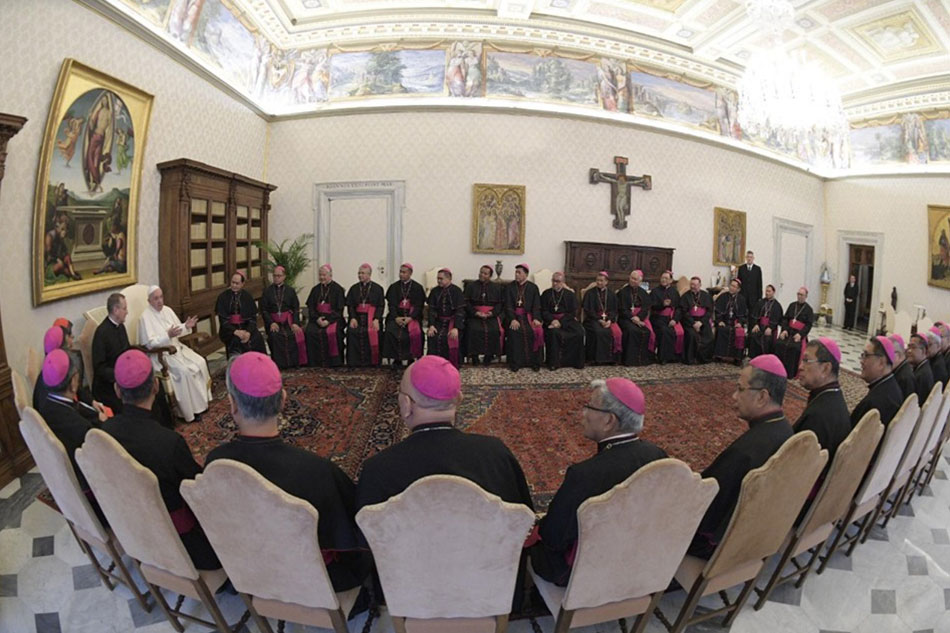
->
<box><xmin>669</xmin><ymin>577</ymin><xmax>707</xmax><ymax>633</ymax></box>
<box><xmin>327</xmin><ymin>608</ymin><xmax>348</xmax><ymax>633</ymax></box>
<box><xmin>392</xmin><ymin>616</ymin><xmax>409</xmax><ymax>633</ymax></box>
<box><xmin>147</xmin><ymin>580</ymin><xmax>184</xmax><ymax>633</ymax></box>
<box><xmin>238</xmin><ymin>593</ymin><xmax>274</xmax><ymax>633</ymax></box>
<box><xmin>753</xmin><ymin>539</ymin><xmax>796</xmax><ymax>611</ymax></box>
<box><xmin>105</xmin><ymin>539</ymin><xmax>151</xmax><ymax>613</ymax></box>
<box><xmin>856</xmin><ymin>501</ymin><xmax>882</xmax><ymax>548</ymax></box>
<box><xmin>494</xmin><ymin>614</ymin><xmax>510</xmax><ymax>633</ymax></box>
<box><xmin>794</xmin><ymin>545</ymin><xmax>823</xmax><ymax>589</ymax></box>
<box><xmin>924</xmin><ymin>450</ymin><xmax>942</xmax><ymax>487</ymax></box>
<box><xmin>631</xmin><ymin>592</ymin><xmax>663</xmax><ymax>633</ymax></box>
<box><xmin>193</xmin><ymin>577</ymin><xmax>233</xmax><ymax>633</ymax></box>
<box><xmin>817</xmin><ymin>515</ymin><xmax>852</xmax><ymax>575</ymax></box>
<box><xmin>881</xmin><ymin>485</ymin><xmax>907</xmax><ymax>528</ymax></box>
<box><xmin>553</xmin><ymin>608</ymin><xmax>575</xmax><ymax>633</ymax></box>
<box><xmin>723</xmin><ymin>577</ymin><xmax>757</xmax><ymax>627</ymax></box>
<box><xmin>70</xmin><ymin>526</ymin><xmax>114</xmax><ymax>591</ymax></box>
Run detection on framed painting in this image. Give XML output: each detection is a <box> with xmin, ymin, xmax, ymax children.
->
<box><xmin>33</xmin><ymin>59</ymin><xmax>153</xmax><ymax>305</ymax></box>
<box><xmin>472</xmin><ymin>183</ymin><xmax>526</xmax><ymax>254</ymax></box>
<box><xmin>928</xmin><ymin>205</ymin><xmax>950</xmax><ymax>290</ymax></box>
<box><xmin>713</xmin><ymin>206</ymin><xmax>746</xmax><ymax>267</ymax></box>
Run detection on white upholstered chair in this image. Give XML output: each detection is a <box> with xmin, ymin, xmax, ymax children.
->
<box><xmin>180</xmin><ymin>459</ymin><xmax>356</xmax><ymax>633</ymax></box>
<box><xmin>356</xmin><ymin>475</ymin><xmax>535</xmax><ymax>633</ymax></box>
<box><xmin>26</xmin><ymin>345</ymin><xmax>43</xmax><ymax>387</ymax></box>
<box><xmin>75</xmin><ymin>429</ymin><xmax>233</xmax><ymax>632</ymax></box>
<box><xmin>893</xmin><ymin>311</ymin><xmax>913</xmax><ymax>345</ymax></box>
<box><xmin>529</xmin><ymin>459</ymin><xmax>718</xmax><ymax>633</ymax></box>
<box><xmin>916</xmin><ymin>388</ymin><xmax>950</xmax><ymax>491</ymax></box>
<box><xmin>11</xmin><ymin>368</ymin><xmax>31</xmax><ymax>417</ymax></box>
<box><xmin>533</xmin><ymin>268</ymin><xmax>554</xmax><ymax>295</ymax></box>
<box><xmin>425</xmin><ymin>267</ymin><xmax>441</xmax><ymax>292</ymax></box>
<box><xmin>79</xmin><ymin>305</ymin><xmax>109</xmax><ymax>391</ymax></box>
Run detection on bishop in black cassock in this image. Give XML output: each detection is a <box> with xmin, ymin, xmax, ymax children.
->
<box><xmin>582</xmin><ymin>272</ymin><xmax>621</xmax><ymax>364</ymax></box>
<box><xmin>889</xmin><ymin>334</ymin><xmax>917</xmax><ymax>402</ymax></box>
<box><xmin>851</xmin><ymin>337</ymin><xmax>904</xmax><ymax>428</ymax></box>
<box><xmin>345</xmin><ymin>265</ymin><xmax>385</xmax><ymax>367</ymax></box>
<box><xmin>260</xmin><ymin>267</ymin><xmax>306</xmax><ymax>369</ymax></box>
<box><xmin>650</xmin><ymin>272</ymin><xmax>681</xmax><ymax>364</ymax></box>
<box><xmin>774</xmin><ymin>288</ymin><xmax>813</xmax><ymax>379</ymax></box>
<box><xmin>464</xmin><ymin>266</ymin><xmax>504</xmax><ymax>365</ymax></box>
<box><xmin>678</xmin><ymin>278</ymin><xmax>715</xmax><ymax>365</ymax></box>
<box><xmin>795</xmin><ymin>339</ymin><xmax>851</xmax><ymax>466</ymax></box>
<box><xmin>736</xmin><ymin>252</ymin><xmax>763</xmax><ymax>326</ymax></box>
<box><xmin>616</xmin><ymin>271</ymin><xmax>654</xmax><ymax>367</ymax></box>
<box><xmin>383</xmin><ymin>264</ymin><xmax>426</xmax><ymax>366</ymax></box>
<box><xmin>34</xmin><ymin>324</ymin><xmax>95</xmax><ymax>414</ymax></box>
<box><xmin>504</xmin><ymin>264</ymin><xmax>543</xmax><ymax>372</ymax></box>
<box><xmin>540</xmin><ymin>273</ymin><xmax>584</xmax><ymax>370</ymax></box>
<box><xmin>426</xmin><ymin>269</ymin><xmax>466</xmax><ymax>368</ymax></box>
<box><xmin>713</xmin><ymin>280</ymin><xmax>747</xmax><ymax>363</ymax></box>
<box><xmin>305</xmin><ymin>265</ymin><xmax>347</xmax><ymax>367</ymax></box>
<box><xmin>749</xmin><ymin>287</ymin><xmax>783</xmax><ymax>359</ymax></box>
<box><xmin>215</xmin><ymin>272</ymin><xmax>266</xmax><ymax>358</ymax></box>
<box><xmin>928</xmin><ymin>330</ymin><xmax>949</xmax><ymax>387</ymax></box>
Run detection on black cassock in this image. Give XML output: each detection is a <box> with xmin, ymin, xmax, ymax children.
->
<box><xmin>215</xmin><ymin>289</ymin><xmax>267</xmax><ymax>358</ymax></box>
<box><xmin>91</xmin><ymin>318</ymin><xmax>174</xmax><ymax>427</ymax></box>
<box><xmin>775</xmin><ymin>301</ymin><xmax>813</xmax><ymax>379</ymax></box>
<box><xmin>102</xmin><ymin>405</ymin><xmax>219</xmax><ymax>570</ymax></box>
<box><xmin>305</xmin><ymin>282</ymin><xmax>346</xmax><ymax>368</ymax></box>
<box><xmin>793</xmin><ymin>383</ymin><xmax>851</xmax><ymax>466</ymax></box>
<box><xmin>713</xmin><ymin>292</ymin><xmax>747</xmax><ymax>361</ymax></box>
<box><xmin>383</xmin><ymin>280</ymin><xmax>426</xmax><ymax>364</ymax></box>
<box><xmin>530</xmin><ymin>437</ymin><xmax>667</xmax><ymax>586</ymax></box>
<box><xmin>690</xmin><ymin>414</ymin><xmax>793</xmax><ymax>558</ymax></box>
<box><xmin>650</xmin><ymin>285</ymin><xmax>681</xmax><ymax>363</ymax></box>
<box><xmin>749</xmin><ymin>298</ymin><xmax>783</xmax><ymax>359</ymax></box>
<box><xmin>617</xmin><ymin>285</ymin><xmax>654</xmax><ymax>366</ymax></box>
<box><xmin>540</xmin><ymin>288</ymin><xmax>584</xmax><ymax>370</ymax></box>
<box><xmin>464</xmin><ymin>280</ymin><xmax>504</xmax><ymax>360</ymax></box>
<box><xmin>893</xmin><ymin>360</ymin><xmax>916</xmax><ymax>402</ymax></box>
<box><xmin>426</xmin><ymin>284</ymin><xmax>466</xmax><ymax>368</ymax></box>
<box><xmin>260</xmin><ymin>283</ymin><xmax>304</xmax><ymax>370</ymax></box>
<box><xmin>678</xmin><ymin>290</ymin><xmax>715</xmax><ymax>364</ymax></box>
<box><xmin>843</xmin><ymin>283</ymin><xmax>858</xmax><ymax>330</ymax></box>
<box><xmin>737</xmin><ymin>264</ymin><xmax>763</xmax><ymax>324</ymax></box>
<box><xmin>504</xmin><ymin>281</ymin><xmax>543</xmax><ymax>371</ymax></box>
<box><xmin>913</xmin><ymin>360</ymin><xmax>936</xmax><ymax>406</ymax></box>
<box><xmin>931</xmin><ymin>354</ymin><xmax>949</xmax><ymax>388</ymax></box>
<box><xmin>345</xmin><ymin>281</ymin><xmax>385</xmax><ymax>367</ymax></box>
<box><xmin>39</xmin><ymin>395</ymin><xmax>100</xmax><ymax>490</ymax></box>
<box><xmin>850</xmin><ymin>373</ymin><xmax>904</xmax><ymax>428</ymax></box>
<box><xmin>582</xmin><ymin>287</ymin><xmax>620</xmax><ymax>364</ymax></box>
<box><xmin>34</xmin><ymin>349</ymin><xmax>93</xmax><ymax>412</ymax></box>
<box><xmin>206</xmin><ymin>436</ymin><xmax>370</xmax><ymax>591</ymax></box>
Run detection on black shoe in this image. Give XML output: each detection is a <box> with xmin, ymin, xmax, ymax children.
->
<box><xmin>471</xmin><ymin>356</ymin><xmax>480</xmax><ymax>366</ymax></box>
<box><xmin>532</xmin><ymin>365</ymin><xmax>541</xmax><ymax>372</ymax></box>
<box><xmin>484</xmin><ymin>355</ymin><xmax>494</xmax><ymax>365</ymax></box>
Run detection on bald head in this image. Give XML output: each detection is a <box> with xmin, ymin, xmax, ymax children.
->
<box><xmin>398</xmin><ymin>359</ymin><xmax>462</xmax><ymax>429</ymax></box>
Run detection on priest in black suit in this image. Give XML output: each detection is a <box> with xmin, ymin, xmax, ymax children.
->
<box><xmin>215</xmin><ymin>271</ymin><xmax>266</xmax><ymax>358</ymax></box>
<box><xmin>383</xmin><ymin>263</ymin><xmax>426</xmax><ymax>367</ymax></box>
<box><xmin>851</xmin><ymin>336</ymin><xmax>904</xmax><ymax>428</ymax></box>
<box><xmin>426</xmin><ymin>268</ymin><xmax>466</xmax><ymax>368</ymax></box>
<box><xmin>888</xmin><ymin>334</ymin><xmax>917</xmax><ymax>402</ymax></box>
<box><xmin>530</xmin><ymin>377</ymin><xmax>667</xmax><ymax>586</ymax></box>
<box><xmin>540</xmin><ymin>272</ymin><xmax>585</xmax><ymax>370</ymax></box>
<box><xmin>736</xmin><ymin>251</ymin><xmax>763</xmax><ymax>325</ymax></box>
<box><xmin>843</xmin><ymin>275</ymin><xmax>859</xmax><ymax>330</ymax></box>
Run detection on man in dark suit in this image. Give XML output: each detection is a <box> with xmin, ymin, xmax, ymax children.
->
<box><xmin>736</xmin><ymin>251</ymin><xmax>763</xmax><ymax>328</ymax></box>
<box><xmin>843</xmin><ymin>275</ymin><xmax>859</xmax><ymax>330</ymax></box>
<box><xmin>530</xmin><ymin>377</ymin><xmax>667</xmax><ymax>586</ymax></box>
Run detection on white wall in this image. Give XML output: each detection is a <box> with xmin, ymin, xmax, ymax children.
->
<box><xmin>0</xmin><ymin>0</ymin><xmax>268</xmax><ymax>373</ymax></box>
<box><xmin>267</xmin><ymin>111</ymin><xmax>825</xmax><ymax>293</ymax></box>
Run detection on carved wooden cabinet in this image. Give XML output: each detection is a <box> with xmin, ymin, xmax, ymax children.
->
<box><xmin>564</xmin><ymin>241</ymin><xmax>674</xmax><ymax>292</ymax></box>
<box><xmin>157</xmin><ymin>159</ymin><xmax>276</xmax><ymax>357</ymax></box>
<box><xmin>0</xmin><ymin>113</ymin><xmax>30</xmax><ymax>488</ymax></box>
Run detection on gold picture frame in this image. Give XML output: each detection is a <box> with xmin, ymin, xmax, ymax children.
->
<box><xmin>471</xmin><ymin>183</ymin><xmax>526</xmax><ymax>254</ymax></box>
<box><xmin>713</xmin><ymin>206</ymin><xmax>747</xmax><ymax>267</ymax></box>
<box><xmin>928</xmin><ymin>205</ymin><xmax>950</xmax><ymax>290</ymax></box>
<box><xmin>32</xmin><ymin>59</ymin><xmax>153</xmax><ymax>305</ymax></box>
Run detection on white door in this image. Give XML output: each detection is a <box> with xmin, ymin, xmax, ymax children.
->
<box><xmin>776</xmin><ymin>231</ymin><xmax>808</xmax><ymax>309</ymax></box>
<box><xmin>327</xmin><ymin>197</ymin><xmax>391</xmax><ymax>291</ymax></box>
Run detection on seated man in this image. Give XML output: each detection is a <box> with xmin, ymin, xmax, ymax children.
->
<box><xmin>464</xmin><ymin>265</ymin><xmax>503</xmax><ymax>366</ymax></box>
<box><xmin>215</xmin><ymin>271</ymin><xmax>266</xmax><ymax>357</ymax></box>
<box><xmin>426</xmin><ymin>268</ymin><xmax>465</xmax><ymax>368</ymax></box>
<box><xmin>774</xmin><ymin>287</ymin><xmax>813</xmax><ymax>379</ymax></box>
<box><xmin>677</xmin><ymin>277</ymin><xmax>714</xmax><ymax>365</ymax></box>
<box><xmin>260</xmin><ymin>266</ymin><xmax>306</xmax><ymax>370</ymax></box>
<box><xmin>34</xmin><ymin>321</ymin><xmax>96</xmax><ymax>414</ymax></box>
<box><xmin>345</xmin><ymin>264</ymin><xmax>385</xmax><ymax>367</ymax></box>
<box><xmin>748</xmin><ymin>285</ymin><xmax>782</xmax><ymax>359</ymax></box>
<box><xmin>530</xmin><ymin>377</ymin><xmax>666</xmax><ymax>585</ymax></box>
<box><xmin>889</xmin><ymin>334</ymin><xmax>916</xmax><ymax>402</ymax></box>
<box><xmin>908</xmin><ymin>333</ymin><xmax>935</xmax><ymax>406</ymax></box>
<box><xmin>383</xmin><ymin>263</ymin><xmax>425</xmax><ymax>368</ymax></box>
<box><xmin>927</xmin><ymin>328</ymin><xmax>948</xmax><ymax>387</ymax></box>
<box><xmin>356</xmin><ymin>355</ymin><xmax>533</xmax><ymax>511</ymax></box>
<box><xmin>138</xmin><ymin>285</ymin><xmax>211</xmax><ymax>423</ymax></box>
<box><xmin>101</xmin><ymin>350</ymin><xmax>220</xmax><ymax>570</ymax></box>
<box><xmin>304</xmin><ymin>264</ymin><xmax>346</xmax><ymax>368</ymax></box>
<box><xmin>851</xmin><ymin>336</ymin><xmax>904</xmax><ymax>427</ymax></box>
<box><xmin>540</xmin><ymin>272</ymin><xmax>584</xmax><ymax>370</ymax></box>
<box><xmin>582</xmin><ymin>271</ymin><xmax>621</xmax><ymax>364</ymax></box>
<box><xmin>940</xmin><ymin>322</ymin><xmax>950</xmax><ymax>385</ymax></box>
<box><xmin>206</xmin><ymin>352</ymin><xmax>369</xmax><ymax>591</ymax></box>
<box><xmin>649</xmin><ymin>271</ymin><xmax>681</xmax><ymax>364</ymax></box>
<box><xmin>689</xmin><ymin>355</ymin><xmax>793</xmax><ymax>558</ymax></box>
<box><xmin>794</xmin><ymin>338</ymin><xmax>850</xmax><ymax>466</ymax></box>
<box><xmin>713</xmin><ymin>279</ymin><xmax>747</xmax><ymax>364</ymax></box>
<box><xmin>504</xmin><ymin>264</ymin><xmax>543</xmax><ymax>372</ymax></box>
<box><xmin>616</xmin><ymin>269</ymin><xmax>654</xmax><ymax>367</ymax></box>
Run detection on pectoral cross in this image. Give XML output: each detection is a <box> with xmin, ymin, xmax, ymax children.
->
<box><xmin>589</xmin><ymin>156</ymin><xmax>652</xmax><ymax>230</ymax></box>
<box><xmin>517</xmin><ymin>299</ymin><xmax>523</xmax><ymax>307</ymax></box>
<box><xmin>601</xmin><ymin>312</ymin><xmax>607</xmax><ymax>320</ymax></box>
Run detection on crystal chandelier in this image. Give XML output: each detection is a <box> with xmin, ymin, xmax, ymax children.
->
<box><xmin>737</xmin><ymin>0</ymin><xmax>848</xmax><ymax>141</ymax></box>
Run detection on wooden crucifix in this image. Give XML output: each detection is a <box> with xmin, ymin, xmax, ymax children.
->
<box><xmin>589</xmin><ymin>156</ymin><xmax>652</xmax><ymax>230</ymax></box>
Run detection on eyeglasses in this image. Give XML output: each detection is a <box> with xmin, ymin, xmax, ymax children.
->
<box><xmin>583</xmin><ymin>403</ymin><xmax>612</xmax><ymax>414</ymax></box>
<box><xmin>735</xmin><ymin>384</ymin><xmax>766</xmax><ymax>393</ymax></box>
<box><xmin>800</xmin><ymin>358</ymin><xmax>822</xmax><ymax>365</ymax></box>
<box><xmin>860</xmin><ymin>352</ymin><xmax>882</xmax><ymax>361</ymax></box>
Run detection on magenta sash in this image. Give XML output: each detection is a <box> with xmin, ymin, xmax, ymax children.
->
<box><xmin>734</xmin><ymin>325</ymin><xmax>746</xmax><ymax>350</ymax></box>
<box><xmin>475</xmin><ymin>305</ymin><xmax>504</xmax><ymax>351</ymax></box>
<box><xmin>689</xmin><ymin>306</ymin><xmax>707</xmax><ymax>318</ymax></box>
<box><xmin>759</xmin><ymin>316</ymin><xmax>771</xmax><ymax>327</ymax></box>
<box><xmin>515</xmin><ymin>307</ymin><xmax>544</xmax><ymax>352</ymax></box>
<box><xmin>632</xmin><ymin>307</ymin><xmax>656</xmax><ymax>352</ymax></box>
<box><xmin>228</xmin><ymin>314</ymin><xmax>243</xmax><ymax>325</ymax></box>
<box><xmin>790</xmin><ymin>319</ymin><xmax>808</xmax><ymax>358</ymax></box>
<box><xmin>610</xmin><ymin>322</ymin><xmax>622</xmax><ymax>354</ymax></box>
<box><xmin>656</xmin><ymin>307</ymin><xmax>684</xmax><ymax>354</ymax></box>
<box><xmin>437</xmin><ymin>316</ymin><xmax>460</xmax><ymax>367</ymax></box>
<box><xmin>316</xmin><ymin>303</ymin><xmax>340</xmax><ymax>358</ymax></box>
<box><xmin>271</xmin><ymin>312</ymin><xmax>308</xmax><ymax>365</ymax></box>
<box><xmin>169</xmin><ymin>505</ymin><xmax>197</xmax><ymax>535</ymax></box>
<box><xmin>552</xmin><ymin>312</ymin><xmax>564</xmax><ymax>321</ymax></box>
<box><xmin>356</xmin><ymin>305</ymin><xmax>379</xmax><ymax>364</ymax></box>
<box><xmin>399</xmin><ymin>299</ymin><xmax>424</xmax><ymax>358</ymax></box>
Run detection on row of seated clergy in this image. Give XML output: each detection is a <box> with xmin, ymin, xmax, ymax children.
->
<box><xmin>32</xmin><ymin>320</ymin><xmax>96</xmax><ymax>417</ymax></box>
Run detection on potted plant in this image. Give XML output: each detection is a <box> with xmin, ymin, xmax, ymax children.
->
<box><xmin>255</xmin><ymin>233</ymin><xmax>314</xmax><ymax>294</ymax></box>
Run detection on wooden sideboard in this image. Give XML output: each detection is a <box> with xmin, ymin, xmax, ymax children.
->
<box><xmin>564</xmin><ymin>241</ymin><xmax>674</xmax><ymax>292</ymax></box>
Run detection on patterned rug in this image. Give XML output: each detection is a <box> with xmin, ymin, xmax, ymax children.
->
<box><xmin>181</xmin><ymin>363</ymin><xmax>867</xmax><ymax>511</ymax></box>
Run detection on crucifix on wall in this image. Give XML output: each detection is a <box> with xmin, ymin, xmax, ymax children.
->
<box><xmin>589</xmin><ymin>156</ymin><xmax>652</xmax><ymax>230</ymax></box>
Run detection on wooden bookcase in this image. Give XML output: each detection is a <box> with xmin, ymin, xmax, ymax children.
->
<box><xmin>157</xmin><ymin>159</ymin><xmax>276</xmax><ymax>357</ymax></box>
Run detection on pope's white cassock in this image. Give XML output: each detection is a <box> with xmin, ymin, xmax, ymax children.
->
<box><xmin>138</xmin><ymin>297</ymin><xmax>212</xmax><ymax>422</ymax></box>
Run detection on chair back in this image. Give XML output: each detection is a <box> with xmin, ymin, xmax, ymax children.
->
<box><xmin>424</xmin><ymin>267</ymin><xmax>440</xmax><ymax>292</ymax></box>
<box><xmin>11</xmin><ymin>368</ymin><xmax>31</xmax><ymax>417</ymax></box>
<box><xmin>18</xmin><ymin>408</ymin><xmax>108</xmax><ymax>543</ymax></box>
<box><xmin>562</xmin><ymin>459</ymin><xmax>718</xmax><ymax>611</ymax></box>
<box><xmin>533</xmin><ymin>268</ymin><xmax>554</xmax><ymax>294</ymax></box>
<box><xmin>180</xmin><ymin>460</ymin><xmax>340</xmax><ymax>609</ymax></box>
<box><xmin>79</xmin><ymin>307</ymin><xmax>109</xmax><ymax>389</ymax></box>
<box><xmin>797</xmin><ymin>411</ymin><xmax>884</xmax><ymax>535</ymax></box>
<box><xmin>894</xmin><ymin>311</ymin><xmax>913</xmax><ymax>345</ymax></box>
<box><xmin>26</xmin><ymin>346</ymin><xmax>43</xmax><ymax>387</ymax></box>
<box><xmin>853</xmin><ymin>395</ymin><xmax>919</xmax><ymax>507</ymax></box>
<box><xmin>705</xmin><ymin>432</ymin><xmax>827</xmax><ymax>578</ymax></box>
<box><xmin>120</xmin><ymin>284</ymin><xmax>152</xmax><ymax>346</ymax></box>
<box><xmin>927</xmin><ymin>390</ymin><xmax>950</xmax><ymax>460</ymax></box>
<box><xmin>75</xmin><ymin>429</ymin><xmax>198</xmax><ymax>580</ymax></box>
<box><xmin>894</xmin><ymin>383</ymin><xmax>943</xmax><ymax>482</ymax></box>
<box><xmin>356</xmin><ymin>475</ymin><xmax>535</xmax><ymax>619</ymax></box>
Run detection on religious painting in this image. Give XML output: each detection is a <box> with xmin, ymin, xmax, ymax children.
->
<box><xmin>32</xmin><ymin>59</ymin><xmax>152</xmax><ymax>305</ymax></box>
<box><xmin>925</xmin><ymin>116</ymin><xmax>950</xmax><ymax>162</ymax></box>
<box><xmin>118</xmin><ymin>0</ymin><xmax>173</xmax><ymax>27</ymax></box>
<box><xmin>472</xmin><ymin>184</ymin><xmax>526</xmax><ymax>254</ymax></box>
<box><xmin>849</xmin><ymin>123</ymin><xmax>903</xmax><ymax>165</ymax></box>
<box><xmin>712</xmin><ymin>207</ymin><xmax>746</xmax><ymax>267</ymax></box>
<box><xmin>928</xmin><ymin>205</ymin><xmax>950</xmax><ymax>290</ymax></box>
<box><xmin>629</xmin><ymin>68</ymin><xmax>720</xmax><ymax>133</ymax></box>
<box><xmin>485</xmin><ymin>49</ymin><xmax>599</xmax><ymax>106</ymax></box>
<box><xmin>329</xmin><ymin>49</ymin><xmax>446</xmax><ymax>99</ymax></box>
<box><xmin>446</xmin><ymin>41</ymin><xmax>484</xmax><ymax>98</ymax></box>
<box><xmin>187</xmin><ymin>0</ymin><xmax>256</xmax><ymax>89</ymax></box>
<box><xmin>595</xmin><ymin>58</ymin><xmax>628</xmax><ymax>112</ymax></box>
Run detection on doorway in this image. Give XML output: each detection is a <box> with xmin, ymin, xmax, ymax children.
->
<box><xmin>848</xmin><ymin>244</ymin><xmax>875</xmax><ymax>333</ymax></box>
<box><xmin>772</xmin><ymin>218</ymin><xmax>815</xmax><ymax>311</ymax></box>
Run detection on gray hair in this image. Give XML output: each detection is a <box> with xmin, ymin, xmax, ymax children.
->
<box><xmin>590</xmin><ymin>379</ymin><xmax>644</xmax><ymax>434</ymax></box>
<box><xmin>226</xmin><ymin>357</ymin><xmax>284</xmax><ymax>422</ymax></box>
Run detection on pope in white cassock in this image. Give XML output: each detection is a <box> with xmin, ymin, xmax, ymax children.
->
<box><xmin>138</xmin><ymin>285</ymin><xmax>212</xmax><ymax>422</ymax></box>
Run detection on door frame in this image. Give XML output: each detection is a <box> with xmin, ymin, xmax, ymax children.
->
<box><xmin>772</xmin><ymin>217</ymin><xmax>815</xmax><ymax>309</ymax></box>
<box><xmin>313</xmin><ymin>180</ymin><xmax>405</xmax><ymax>288</ymax></box>
<box><xmin>837</xmin><ymin>230</ymin><xmax>885</xmax><ymax>334</ymax></box>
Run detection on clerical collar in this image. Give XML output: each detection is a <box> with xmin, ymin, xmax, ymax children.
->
<box><xmin>107</xmin><ymin>315</ymin><xmax>122</xmax><ymax>327</ymax></box>
<box><xmin>747</xmin><ymin>265</ymin><xmax>752</xmax><ymax>270</ymax></box>
<box><xmin>868</xmin><ymin>373</ymin><xmax>895</xmax><ymax>389</ymax></box>
<box><xmin>46</xmin><ymin>393</ymin><xmax>76</xmax><ymax>406</ymax></box>
<box><xmin>235</xmin><ymin>433</ymin><xmax>281</xmax><ymax>443</ymax></box>
<box><xmin>914</xmin><ymin>359</ymin><xmax>930</xmax><ymax>371</ymax></box>
<box><xmin>746</xmin><ymin>411</ymin><xmax>785</xmax><ymax>428</ymax></box>
<box><xmin>807</xmin><ymin>382</ymin><xmax>841</xmax><ymax>403</ymax></box>
<box><xmin>411</xmin><ymin>421</ymin><xmax>454</xmax><ymax>434</ymax></box>
<box><xmin>597</xmin><ymin>433</ymin><xmax>640</xmax><ymax>453</ymax></box>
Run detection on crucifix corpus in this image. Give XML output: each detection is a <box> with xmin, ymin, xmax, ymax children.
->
<box><xmin>589</xmin><ymin>156</ymin><xmax>652</xmax><ymax>230</ymax></box>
